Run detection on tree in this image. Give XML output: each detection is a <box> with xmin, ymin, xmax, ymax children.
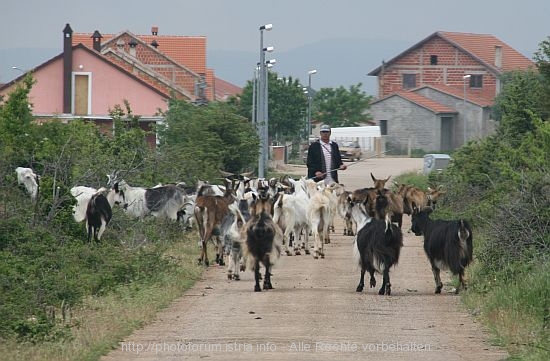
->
<box><xmin>0</xmin><ymin>74</ymin><xmax>37</xmax><ymax>169</ymax></box>
<box><xmin>313</xmin><ymin>83</ymin><xmax>373</xmax><ymax>127</ymax></box>
<box><xmin>533</xmin><ymin>36</ymin><xmax>550</xmax><ymax>117</ymax></box>
<box><xmin>230</xmin><ymin>71</ymin><xmax>308</xmax><ymax>143</ymax></box>
<box><xmin>266</xmin><ymin>73</ymin><xmax>309</xmax><ymax>142</ymax></box>
<box><xmin>106</xmin><ymin>101</ymin><xmax>155</xmax><ymax>184</ymax></box>
<box><xmin>493</xmin><ymin>70</ymin><xmax>546</xmax><ymax>144</ymax></box>
<box><xmin>157</xmin><ymin>99</ymin><xmax>259</xmax><ymax>183</ymax></box>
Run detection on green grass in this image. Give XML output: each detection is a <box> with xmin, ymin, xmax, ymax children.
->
<box><xmin>0</xmin><ymin>232</ymin><xmax>203</xmax><ymax>361</ymax></box>
<box><xmin>463</xmin><ymin>255</ymin><xmax>550</xmax><ymax>360</ymax></box>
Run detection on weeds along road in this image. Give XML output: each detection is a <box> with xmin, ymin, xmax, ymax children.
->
<box><xmin>102</xmin><ymin>158</ymin><xmax>508</xmax><ymax>361</ymax></box>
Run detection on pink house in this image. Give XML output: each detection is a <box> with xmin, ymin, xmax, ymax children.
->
<box><xmin>0</xmin><ymin>24</ymin><xmax>242</xmax><ymax>148</ymax></box>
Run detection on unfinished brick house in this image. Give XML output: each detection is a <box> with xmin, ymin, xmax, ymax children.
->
<box><xmin>368</xmin><ymin>31</ymin><xmax>535</xmax><ymax>153</ymax></box>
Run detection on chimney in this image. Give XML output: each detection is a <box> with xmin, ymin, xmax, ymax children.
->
<box><xmin>494</xmin><ymin>45</ymin><xmax>503</xmax><ymax>68</ymax></box>
<box><xmin>63</xmin><ymin>23</ymin><xmax>73</xmax><ymax>114</ymax></box>
<box><xmin>92</xmin><ymin>30</ymin><xmax>103</xmax><ymax>52</ymax></box>
<box><xmin>151</xmin><ymin>26</ymin><xmax>158</xmax><ymax>36</ymax></box>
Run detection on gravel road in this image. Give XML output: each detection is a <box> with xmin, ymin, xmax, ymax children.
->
<box><xmin>102</xmin><ymin>157</ymin><xmax>507</xmax><ymax>361</ymax></box>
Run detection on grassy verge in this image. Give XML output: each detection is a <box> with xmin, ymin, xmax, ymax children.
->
<box><xmin>463</xmin><ymin>259</ymin><xmax>550</xmax><ymax>361</ymax></box>
<box><xmin>0</xmin><ymin>234</ymin><xmax>203</xmax><ymax>361</ymax></box>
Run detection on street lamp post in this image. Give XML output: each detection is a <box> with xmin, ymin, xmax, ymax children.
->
<box><xmin>264</xmin><ymin>59</ymin><xmax>276</xmax><ymax>168</ymax></box>
<box><xmin>463</xmin><ymin>74</ymin><xmax>471</xmax><ymax>145</ymax></box>
<box><xmin>257</xmin><ymin>23</ymin><xmax>272</xmax><ymax>178</ymax></box>
<box><xmin>252</xmin><ymin>64</ymin><xmax>260</xmax><ymax>126</ymax></box>
<box><xmin>307</xmin><ymin>69</ymin><xmax>317</xmax><ymax>138</ymax></box>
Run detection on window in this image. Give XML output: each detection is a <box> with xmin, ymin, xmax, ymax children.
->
<box><xmin>470</xmin><ymin>75</ymin><xmax>483</xmax><ymax>88</ymax></box>
<box><xmin>430</xmin><ymin>55</ymin><xmax>438</xmax><ymax>65</ymax></box>
<box><xmin>379</xmin><ymin>120</ymin><xmax>388</xmax><ymax>135</ymax></box>
<box><xmin>402</xmin><ymin>74</ymin><xmax>416</xmax><ymax>89</ymax></box>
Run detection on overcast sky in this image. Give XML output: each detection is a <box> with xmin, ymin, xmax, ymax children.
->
<box><xmin>2</xmin><ymin>0</ymin><xmax>549</xmax><ymax>91</ymax></box>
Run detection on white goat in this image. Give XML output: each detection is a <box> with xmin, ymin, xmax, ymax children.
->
<box><xmin>15</xmin><ymin>167</ymin><xmax>40</xmax><ymax>201</ymax></box>
<box><xmin>70</xmin><ymin>186</ymin><xmax>97</xmax><ymax>222</ymax></box>
<box><xmin>306</xmin><ymin>179</ymin><xmax>333</xmax><ymax>259</ymax></box>
<box><xmin>112</xmin><ymin>180</ymin><xmax>186</xmax><ymax>220</ymax></box>
<box><xmin>273</xmin><ymin>177</ymin><xmax>311</xmax><ymax>255</ymax></box>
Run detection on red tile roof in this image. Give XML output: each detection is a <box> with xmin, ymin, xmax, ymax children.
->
<box><xmin>415</xmin><ymin>84</ymin><xmax>494</xmax><ymax>107</ymax></box>
<box><xmin>369</xmin><ymin>31</ymin><xmax>535</xmax><ymax>76</ymax></box>
<box><xmin>438</xmin><ymin>31</ymin><xmax>535</xmax><ymax>73</ymax></box>
<box><xmin>372</xmin><ymin>91</ymin><xmax>457</xmax><ymax>114</ymax></box>
<box><xmin>214</xmin><ymin>77</ymin><xmax>242</xmax><ymax>101</ymax></box>
<box><xmin>73</xmin><ymin>32</ymin><xmax>206</xmax><ymax>74</ymax></box>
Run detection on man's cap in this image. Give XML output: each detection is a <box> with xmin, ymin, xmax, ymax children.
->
<box><xmin>320</xmin><ymin>124</ymin><xmax>331</xmax><ymax>132</ymax></box>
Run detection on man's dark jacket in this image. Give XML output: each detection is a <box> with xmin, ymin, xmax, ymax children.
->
<box><xmin>306</xmin><ymin>140</ymin><xmax>344</xmax><ymax>183</ymax></box>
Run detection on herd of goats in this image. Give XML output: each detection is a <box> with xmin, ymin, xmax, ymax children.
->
<box><xmin>15</xmin><ymin>166</ymin><xmax>473</xmax><ymax>294</ymax></box>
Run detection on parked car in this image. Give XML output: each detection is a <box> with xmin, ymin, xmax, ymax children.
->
<box><xmin>339</xmin><ymin>141</ymin><xmax>361</xmax><ymax>161</ymax></box>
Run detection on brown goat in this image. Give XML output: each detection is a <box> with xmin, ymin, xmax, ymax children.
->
<box><xmin>395</xmin><ymin>183</ymin><xmax>428</xmax><ymax>215</ymax></box>
<box><xmin>427</xmin><ymin>186</ymin><xmax>446</xmax><ymax>209</ymax></box>
<box><xmin>349</xmin><ymin>187</ymin><xmax>378</xmax><ymax>218</ymax></box>
<box><xmin>194</xmin><ymin>179</ymin><xmax>238</xmax><ymax>266</ymax></box>
<box><xmin>369</xmin><ymin>174</ymin><xmax>405</xmax><ymax>228</ymax></box>
<box><xmin>371</xmin><ymin>173</ymin><xmax>391</xmax><ymax>191</ymax></box>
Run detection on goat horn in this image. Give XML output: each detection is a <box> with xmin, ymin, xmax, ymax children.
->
<box><xmin>240</xmin><ymin>171</ymin><xmax>254</xmax><ymax>177</ymax></box>
<box><xmin>218</xmin><ymin>169</ymin><xmax>235</xmax><ymax>177</ymax></box>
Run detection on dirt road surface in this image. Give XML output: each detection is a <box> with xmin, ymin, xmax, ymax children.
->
<box><xmin>102</xmin><ymin>158</ymin><xmax>507</xmax><ymax>361</ymax></box>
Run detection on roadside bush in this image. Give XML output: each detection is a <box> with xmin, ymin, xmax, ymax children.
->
<box><xmin>393</xmin><ymin>171</ymin><xmax>428</xmax><ymax>190</ymax></box>
<box><xmin>433</xmin><ymin>114</ymin><xmax>550</xmax><ymax>359</ymax></box>
<box><xmin>0</xmin><ymin>208</ymin><xmax>181</xmax><ymax>342</ymax></box>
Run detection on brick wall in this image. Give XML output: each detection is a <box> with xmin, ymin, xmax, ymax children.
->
<box><xmin>378</xmin><ymin>37</ymin><xmax>497</xmax><ymax>100</ymax></box>
<box><xmin>103</xmin><ymin>35</ymin><xmax>199</xmax><ymax>100</ymax></box>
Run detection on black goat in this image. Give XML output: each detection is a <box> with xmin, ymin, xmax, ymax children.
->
<box><xmin>350</xmin><ymin>191</ymin><xmax>403</xmax><ymax>295</ymax></box>
<box><xmin>411</xmin><ymin>207</ymin><xmax>473</xmax><ymax>294</ymax></box>
<box><xmin>243</xmin><ymin>190</ymin><xmax>282</xmax><ymax>292</ymax></box>
<box><xmin>86</xmin><ymin>191</ymin><xmax>113</xmax><ymax>242</ymax></box>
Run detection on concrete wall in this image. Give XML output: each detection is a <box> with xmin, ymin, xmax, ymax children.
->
<box><xmin>416</xmin><ymin>87</ymin><xmax>496</xmax><ymax>144</ymax></box>
<box><xmin>370</xmin><ymin>96</ymin><xmax>442</xmax><ymax>153</ymax></box>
